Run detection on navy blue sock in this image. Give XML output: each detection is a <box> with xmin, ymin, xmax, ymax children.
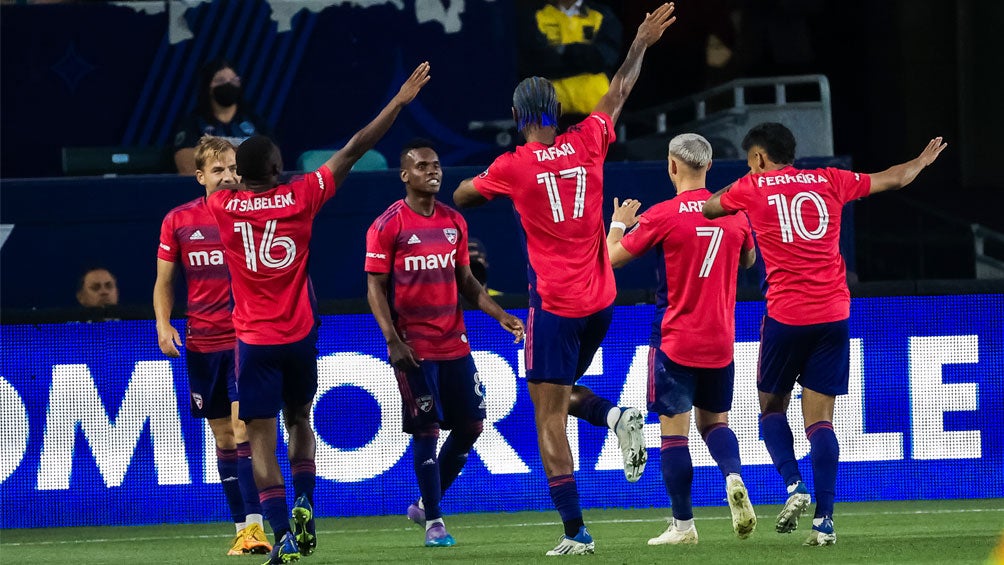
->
<box><xmin>291</xmin><ymin>458</ymin><xmax>316</xmax><ymax>534</ymax></box>
<box><xmin>702</xmin><ymin>423</ymin><xmax>742</xmax><ymax>477</ymax></box>
<box><xmin>236</xmin><ymin>442</ymin><xmax>261</xmax><ymax>517</ymax></box>
<box><xmin>569</xmin><ymin>392</ymin><xmax>616</xmax><ymax>429</ymax></box>
<box><xmin>438</xmin><ymin>421</ymin><xmax>482</xmax><ymax>493</ymax></box>
<box><xmin>258</xmin><ymin>484</ymin><xmax>290</xmax><ymax>542</ymax></box>
<box><xmin>806</xmin><ymin>421</ymin><xmax>839</xmax><ymax>518</ymax></box>
<box><xmin>660</xmin><ymin>436</ymin><xmax>693</xmax><ymax>521</ymax></box>
<box><xmin>548</xmin><ymin>474</ymin><xmax>584</xmax><ymax>537</ymax></box>
<box><xmin>760</xmin><ymin>412</ymin><xmax>802</xmax><ymax>486</ymax></box>
<box><xmin>413</xmin><ymin>430</ymin><xmax>442</xmax><ymax>520</ymax></box>
<box><xmin>216</xmin><ymin>447</ymin><xmax>245</xmax><ymax>524</ymax></box>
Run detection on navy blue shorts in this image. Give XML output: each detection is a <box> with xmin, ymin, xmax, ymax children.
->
<box><xmin>236</xmin><ymin>331</ymin><xmax>319</xmax><ymax>421</ymax></box>
<box><xmin>525</xmin><ymin>305</ymin><xmax>613</xmax><ymax>385</ymax></box>
<box><xmin>758</xmin><ymin>316</ymin><xmax>850</xmax><ymax>397</ymax></box>
<box><xmin>395</xmin><ymin>354</ymin><xmax>485</xmax><ymax>434</ymax></box>
<box><xmin>186</xmin><ymin>348</ymin><xmax>237</xmax><ymax>420</ymax></box>
<box><xmin>647</xmin><ymin>347</ymin><xmax>735</xmax><ymax>416</ymax></box>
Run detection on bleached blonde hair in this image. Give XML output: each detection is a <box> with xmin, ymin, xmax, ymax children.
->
<box><xmin>668</xmin><ymin>133</ymin><xmax>712</xmax><ymax>169</ymax></box>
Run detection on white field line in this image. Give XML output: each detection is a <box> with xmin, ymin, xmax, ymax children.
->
<box><xmin>2</xmin><ymin>507</ymin><xmax>1002</xmax><ymax>547</ymax></box>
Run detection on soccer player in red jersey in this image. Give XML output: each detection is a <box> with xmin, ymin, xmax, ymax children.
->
<box><xmin>153</xmin><ymin>136</ymin><xmax>271</xmax><ymax>556</ymax></box>
<box><xmin>453</xmin><ymin>5</ymin><xmax>677</xmax><ymax>555</ymax></box>
<box><xmin>365</xmin><ymin>140</ymin><xmax>525</xmax><ymax>547</ymax></box>
<box><xmin>606</xmin><ymin>134</ymin><xmax>757</xmax><ymax>545</ymax></box>
<box><xmin>206</xmin><ymin>63</ymin><xmax>431</xmax><ymax>564</ymax></box>
<box><xmin>703</xmin><ymin>122</ymin><xmax>947</xmax><ymax>545</ymax></box>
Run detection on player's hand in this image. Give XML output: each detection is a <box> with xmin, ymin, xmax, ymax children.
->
<box><xmin>394</xmin><ymin>62</ymin><xmax>431</xmax><ymax>106</ymax></box>
<box><xmin>636</xmin><ymin>3</ymin><xmax>677</xmax><ymax>47</ymax></box>
<box><xmin>157</xmin><ymin>324</ymin><xmax>182</xmax><ymax>358</ymax></box>
<box><xmin>612</xmin><ymin>197</ymin><xmax>642</xmax><ymax>229</ymax></box>
<box><xmin>917</xmin><ymin>136</ymin><xmax>947</xmax><ymax>168</ymax></box>
<box><xmin>500</xmin><ymin>314</ymin><xmax>525</xmax><ymax>343</ymax></box>
<box><xmin>388</xmin><ymin>338</ymin><xmax>421</xmax><ymax>370</ymax></box>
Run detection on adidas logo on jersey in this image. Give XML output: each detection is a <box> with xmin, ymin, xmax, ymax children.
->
<box><xmin>408</xmin><ymin>234</ymin><xmax>421</xmax><ymax>244</ymax></box>
<box><xmin>189</xmin><ymin>230</ymin><xmax>205</xmax><ymax>241</ymax></box>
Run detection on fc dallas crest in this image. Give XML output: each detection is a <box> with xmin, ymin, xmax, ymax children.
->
<box><xmin>192</xmin><ymin>392</ymin><xmax>204</xmax><ymax>410</ymax></box>
<box><xmin>443</xmin><ymin>228</ymin><xmax>458</xmax><ymax>245</ymax></box>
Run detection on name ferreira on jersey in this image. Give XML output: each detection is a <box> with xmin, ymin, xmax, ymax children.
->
<box><xmin>224</xmin><ymin>193</ymin><xmax>295</xmax><ymax>212</ymax></box>
<box><xmin>756</xmin><ymin>172</ymin><xmax>834</xmax><ymax>188</ymax></box>
<box><xmin>533</xmin><ymin>143</ymin><xmax>576</xmax><ymax>162</ymax></box>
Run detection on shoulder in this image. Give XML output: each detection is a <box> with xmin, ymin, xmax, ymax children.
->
<box><xmin>373</xmin><ymin>200</ymin><xmax>406</xmax><ymax>231</ymax></box>
<box><xmin>437</xmin><ymin>201</ymin><xmax>467</xmax><ymax>223</ymax></box>
<box><xmin>165</xmin><ymin>197</ymin><xmax>204</xmax><ymax>220</ymax></box>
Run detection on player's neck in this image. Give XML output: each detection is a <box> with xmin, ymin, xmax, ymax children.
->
<box><xmin>674</xmin><ymin>178</ymin><xmax>706</xmax><ymax>194</ymax></box>
<box><xmin>523</xmin><ymin>125</ymin><xmax>557</xmax><ymax>146</ymax></box>
<box><xmin>405</xmin><ymin>193</ymin><xmax>436</xmax><ymax>217</ymax></box>
<box><xmin>212</xmin><ymin>102</ymin><xmax>238</xmax><ymax>124</ymax></box>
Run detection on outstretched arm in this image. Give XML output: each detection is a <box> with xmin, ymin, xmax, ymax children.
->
<box><xmin>454</xmin><ymin>177</ymin><xmax>489</xmax><ymax>209</ymax></box>
<box><xmin>868</xmin><ymin>137</ymin><xmax>947</xmax><ymax>194</ymax></box>
<box><xmin>594</xmin><ymin>3</ymin><xmax>677</xmax><ymax>125</ymax></box>
<box><xmin>457</xmin><ymin>264</ymin><xmax>524</xmax><ymax>343</ymax></box>
<box><xmin>324</xmin><ymin>62</ymin><xmax>431</xmax><ymax>186</ymax></box>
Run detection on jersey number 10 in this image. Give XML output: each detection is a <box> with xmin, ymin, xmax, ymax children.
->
<box><xmin>537</xmin><ymin>166</ymin><xmax>587</xmax><ymax>223</ymax></box>
<box><xmin>766</xmin><ymin>191</ymin><xmax>830</xmax><ymax>243</ymax></box>
<box><xmin>234</xmin><ymin>220</ymin><xmax>297</xmax><ymax>272</ymax></box>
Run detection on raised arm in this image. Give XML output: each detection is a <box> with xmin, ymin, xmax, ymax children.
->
<box><xmin>594</xmin><ymin>3</ymin><xmax>677</xmax><ymax>125</ymax></box>
<box><xmin>453</xmin><ymin>177</ymin><xmax>488</xmax><ymax>209</ymax></box>
<box><xmin>868</xmin><ymin>137</ymin><xmax>947</xmax><ymax>195</ymax></box>
<box><xmin>153</xmin><ymin>259</ymin><xmax>182</xmax><ymax>357</ymax></box>
<box><xmin>702</xmin><ymin>184</ymin><xmax>737</xmax><ymax>219</ymax></box>
<box><xmin>366</xmin><ymin>272</ymin><xmax>420</xmax><ymax>370</ymax></box>
<box><xmin>456</xmin><ymin>264</ymin><xmax>525</xmax><ymax>343</ymax></box>
<box><xmin>324</xmin><ymin>62</ymin><xmax>431</xmax><ymax>186</ymax></box>
<box><xmin>606</xmin><ymin>197</ymin><xmax>642</xmax><ymax>268</ymax></box>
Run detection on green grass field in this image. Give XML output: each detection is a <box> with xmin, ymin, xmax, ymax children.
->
<box><xmin>2</xmin><ymin>499</ymin><xmax>1002</xmax><ymax>564</ymax></box>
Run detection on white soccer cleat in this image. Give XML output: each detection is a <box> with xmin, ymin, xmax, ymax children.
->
<box><xmin>545</xmin><ymin>526</ymin><xmax>595</xmax><ymax>556</ymax></box>
<box><xmin>725</xmin><ymin>474</ymin><xmax>757</xmax><ymax>539</ymax></box>
<box><xmin>648</xmin><ymin>520</ymin><xmax>698</xmax><ymax>546</ymax></box>
<box><xmin>614</xmin><ymin>407</ymin><xmax>647</xmax><ymax>482</ymax></box>
<box><xmin>776</xmin><ymin>481</ymin><xmax>811</xmax><ymax>533</ymax></box>
<box><xmin>803</xmin><ymin>517</ymin><xmax>836</xmax><ymax>546</ymax></box>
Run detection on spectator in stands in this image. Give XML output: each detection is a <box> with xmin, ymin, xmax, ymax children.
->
<box><xmin>173</xmin><ymin>58</ymin><xmax>272</xmax><ymax>175</ymax></box>
<box><xmin>468</xmin><ymin>238</ymin><xmax>503</xmax><ymax>296</ymax></box>
<box><xmin>518</xmin><ymin>0</ymin><xmax>623</xmax><ymax>129</ymax></box>
<box><xmin>76</xmin><ymin>267</ymin><xmax>120</xmax><ymax>322</ymax></box>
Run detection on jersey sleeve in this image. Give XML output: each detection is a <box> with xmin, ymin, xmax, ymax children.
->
<box><xmin>740</xmin><ymin>213</ymin><xmax>755</xmax><ymax>251</ymax></box>
<box><xmin>619</xmin><ymin>208</ymin><xmax>664</xmax><ymax>257</ymax></box>
<box><xmin>570</xmin><ymin>112</ymin><xmax>616</xmax><ymax>157</ymax></box>
<box><xmin>471</xmin><ymin>156</ymin><xmax>514</xmax><ymax>200</ymax></box>
<box><xmin>454</xmin><ymin>212</ymin><xmax>471</xmax><ymax>267</ymax></box>
<box><xmin>719</xmin><ymin>177</ymin><xmax>754</xmax><ymax>213</ymax></box>
<box><xmin>300</xmin><ymin>165</ymin><xmax>338</xmax><ymax>214</ymax></box>
<box><xmin>157</xmin><ymin>212</ymin><xmax>179</xmax><ymax>262</ymax></box>
<box><xmin>364</xmin><ymin>216</ymin><xmax>396</xmax><ymax>274</ymax></box>
<box><xmin>825</xmin><ymin>167</ymin><xmax>871</xmax><ymax>203</ymax></box>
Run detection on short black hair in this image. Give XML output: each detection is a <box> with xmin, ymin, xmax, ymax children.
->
<box><xmin>78</xmin><ymin>266</ymin><xmax>113</xmax><ymax>292</ymax></box>
<box><xmin>742</xmin><ymin>122</ymin><xmax>796</xmax><ymax>165</ymax></box>
<box><xmin>399</xmin><ymin>138</ymin><xmax>437</xmax><ymax>168</ymax></box>
<box><xmin>236</xmin><ymin>135</ymin><xmax>278</xmax><ymax>182</ymax></box>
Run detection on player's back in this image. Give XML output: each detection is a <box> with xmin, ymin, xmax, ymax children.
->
<box><xmin>207</xmin><ymin>167</ymin><xmax>337</xmax><ymax>345</ymax></box>
<box><xmin>474</xmin><ymin>113</ymin><xmax>617</xmax><ymax>317</ymax></box>
<box><xmin>158</xmin><ymin>197</ymin><xmax>235</xmax><ymax>353</ymax></box>
<box><xmin>723</xmin><ymin>165</ymin><xmax>870</xmax><ymax>325</ymax></box>
<box><xmin>623</xmin><ymin>189</ymin><xmax>751</xmax><ymax>368</ymax></box>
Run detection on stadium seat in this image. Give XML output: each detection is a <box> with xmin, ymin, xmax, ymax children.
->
<box><xmin>295</xmin><ymin>149</ymin><xmax>388</xmax><ymax>172</ymax></box>
<box><xmin>61</xmin><ymin>146</ymin><xmax>175</xmax><ymax>176</ymax></box>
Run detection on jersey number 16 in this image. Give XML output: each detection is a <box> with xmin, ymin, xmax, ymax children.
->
<box><xmin>234</xmin><ymin>220</ymin><xmax>297</xmax><ymax>272</ymax></box>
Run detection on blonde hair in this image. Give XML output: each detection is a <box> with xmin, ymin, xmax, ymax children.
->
<box><xmin>668</xmin><ymin>133</ymin><xmax>712</xmax><ymax>169</ymax></box>
<box><xmin>194</xmin><ymin>135</ymin><xmax>236</xmax><ymax>172</ymax></box>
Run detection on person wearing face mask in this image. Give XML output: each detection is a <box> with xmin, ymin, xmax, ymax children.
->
<box><xmin>172</xmin><ymin>58</ymin><xmax>273</xmax><ymax>175</ymax></box>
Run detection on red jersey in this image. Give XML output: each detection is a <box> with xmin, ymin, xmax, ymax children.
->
<box><xmin>365</xmin><ymin>200</ymin><xmax>472</xmax><ymax>360</ymax></box>
<box><xmin>157</xmin><ymin>197</ymin><xmax>235</xmax><ymax>353</ymax></box>
<box><xmin>719</xmin><ymin>166</ymin><xmax>870</xmax><ymax>325</ymax></box>
<box><xmin>621</xmin><ymin>189</ymin><xmax>753</xmax><ymax>368</ymax></box>
<box><xmin>206</xmin><ymin>166</ymin><xmax>337</xmax><ymax>345</ymax></box>
<box><xmin>472</xmin><ymin>112</ymin><xmax>617</xmax><ymax>318</ymax></box>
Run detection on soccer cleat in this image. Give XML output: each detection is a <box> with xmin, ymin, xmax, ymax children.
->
<box><xmin>261</xmin><ymin>531</ymin><xmax>300</xmax><ymax>565</ymax></box>
<box><xmin>776</xmin><ymin>481</ymin><xmax>811</xmax><ymax>533</ymax></box>
<box><xmin>726</xmin><ymin>475</ymin><xmax>757</xmax><ymax>539</ymax></box>
<box><xmin>424</xmin><ymin>523</ymin><xmax>456</xmax><ymax>547</ymax></box>
<box><xmin>291</xmin><ymin>494</ymin><xmax>316</xmax><ymax>556</ymax></box>
<box><xmin>407</xmin><ymin>502</ymin><xmax>426</xmax><ymax>527</ymax></box>
<box><xmin>647</xmin><ymin>520</ymin><xmax>698</xmax><ymax>545</ymax></box>
<box><xmin>243</xmin><ymin>523</ymin><xmax>273</xmax><ymax>555</ymax></box>
<box><xmin>803</xmin><ymin>517</ymin><xmax>836</xmax><ymax>546</ymax></box>
<box><xmin>545</xmin><ymin>526</ymin><xmax>595</xmax><ymax>555</ymax></box>
<box><xmin>614</xmin><ymin>407</ymin><xmax>648</xmax><ymax>482</ymax></box>
<box><xmin>227</xmin><ymin>527</ymin><xmax>248</xmax><ymax>556</ymax></box>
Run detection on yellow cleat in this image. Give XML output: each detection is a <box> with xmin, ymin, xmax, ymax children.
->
<box><xmin>243</xmin><ymin>523</ymin><xmax>273</xmax><ymax>555</ymax></box>
<box><xmin>228</xmin><ymin>527</ymin><xmax>249</xmax><ymax>556</ymax></box>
